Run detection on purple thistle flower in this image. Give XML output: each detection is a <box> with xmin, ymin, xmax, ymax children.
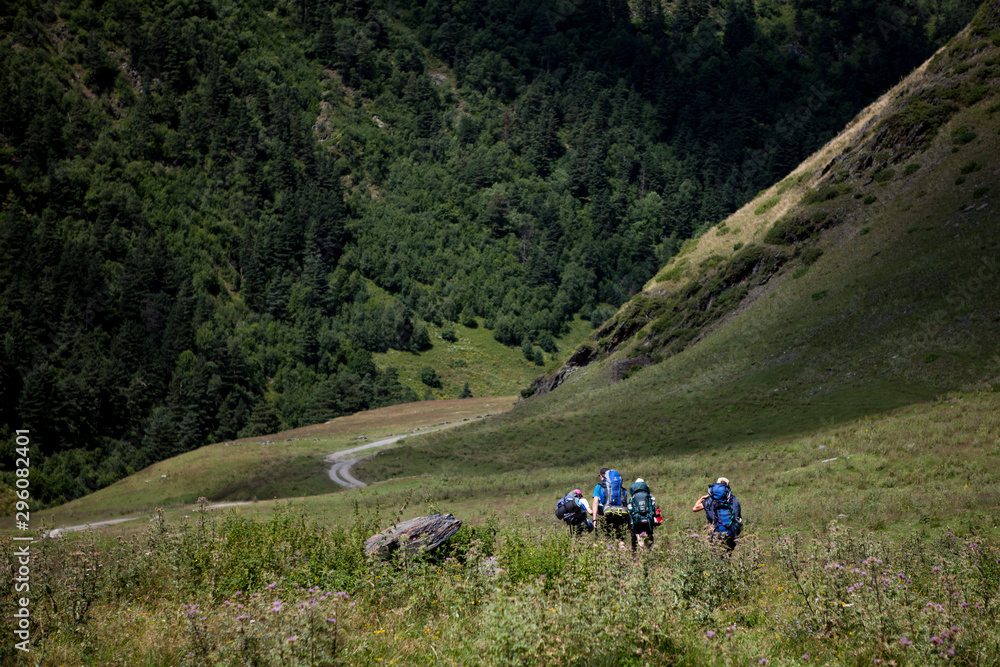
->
<box><xmin>705</xmin><ymin>631</ymin><xmax>716</xmax><ymax>638</ymax></box>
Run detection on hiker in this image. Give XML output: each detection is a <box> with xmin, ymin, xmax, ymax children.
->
<box><xmin>628</xmin><ymin>477</ymin><xmax>658</xmax><ymax>550</ymax></box>
<box><xmin>593</xmin><ymin>468</ymin><xmax>630</xmax><ymax>543</ymax></box>
<box><xmin>693</xmin><ymin>477</ymin><xmax>743</xmax><ymax>550</ymax></box>
<box><xmin>555</xmin><ymin>488</ymin><xmax>593</xmax><ymax>534</ymax></box>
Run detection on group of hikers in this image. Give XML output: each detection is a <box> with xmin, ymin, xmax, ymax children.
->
<box><xmin>555</xmin><ymin>468</ymin><xmax>743</xmax><ymax>550</ymax></box>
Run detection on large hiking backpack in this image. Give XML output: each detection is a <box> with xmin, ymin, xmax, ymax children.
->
<box><xmin>628</xmin><ymin>481</ymin><xmax>655</xmax><ymax>534</ymax></box>
<box><xmin>601</xmin><ymin>470</ymin><xmax>629</xmax><ymax>519</ymax></box>
<box><xmin>555</xmin><ymin>493</ymin><xmax>575</xmax><ymax>520</ymax></box>
<box><xmin>708</xmin><ymin>483</ymin><xmax>741</xmax><ymax>537</ymax></box>
<box><xmin>556</xmin><ymin>493</ymin><xmax>586</xmax><ymax>523</ymax></box>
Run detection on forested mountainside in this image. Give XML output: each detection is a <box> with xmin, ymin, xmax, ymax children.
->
<box><xmin>0</xmin><ymin>0</ymin><xmax>980</xmax><ymax>505</ymax></box>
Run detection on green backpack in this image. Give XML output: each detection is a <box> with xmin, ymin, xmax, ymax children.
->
<box><xmin>628</xmin><ymin>481</ymin><xmax>656</xmax><ymax>533</ymax></box>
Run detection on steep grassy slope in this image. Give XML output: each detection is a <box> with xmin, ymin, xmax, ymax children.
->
<box><xmin>354</xmin><ymin>7</ymin><xmax>1000</xmax><ymax>483</ymax></box>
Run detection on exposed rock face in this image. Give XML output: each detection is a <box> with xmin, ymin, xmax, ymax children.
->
<box><xmin>611</xmin><ymin>355</ymin><xmax>651</xmax><ymax>382</ymax></box>
<box><xmin>525</xmin><ymin>343</ymin><xmax>597</xmax><ymax>397</ymax></box>
<box><xmin>364</xmin><ymin>513</ymin><xmax>462</xmax><ymax>559</ymax></box>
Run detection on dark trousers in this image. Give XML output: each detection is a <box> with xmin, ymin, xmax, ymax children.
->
<box><xmin>600</xmin><ymin>513</ymin><xmax>631</xmax><ymax>542</ymax></box>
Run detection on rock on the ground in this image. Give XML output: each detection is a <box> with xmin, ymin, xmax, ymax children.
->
<box><xmin>364</xmin><ymin>513</ymin><xmax>462</xmax><ymax>559</ymax></box>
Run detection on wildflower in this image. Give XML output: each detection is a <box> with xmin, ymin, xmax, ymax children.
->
<box><xmin>759</xmin><ymin>659</ymin><xmax>768</xmax><ymax>665</ymax></box>
<box><xmin>930</xmin><ymin>636</ymin><xmax>942</xmax><ymax>644</ymax></box>
<box><xmin>691</xmin><ymin>533</ymin><xmax>700</xmax><ymax>538</ymax></box>
<box><xmin>900</xmin><ymin>637</ymin><xmax>913</xmax><ymax>647</ymax></box>
<box><xmin>327</xmin><ymin>618</ymin><xmax>336</xmax><ymax>623</ymax></box>
<box><xmin>705</xmin><ymin>631</ymin><xmax>716</xmax><ymax>638</ymax></box>
<box><xmin>933</xmin><ymin>566</ymin><xmax>942</xmax><ymax>573</ymax></box>
<box><xmin>268</xmin><ymin>583</ymin><xmax>277</xmax><ymax>589</ymax></box>
<box><xmin>802</xmin><ymin>655</ymin><xmax>809</xmax><ymax>660</ymax></box>
<box><xmin>271</xmin><ymin>600</ymin><xmax>283</xmax><ymax>612</ymax></box>
<box><xmin>288</xmin><ymin>636</ymin><xmax>298</xmax><ymax>643</ymax></box>
<box><xmin>236</xmin><ymin>615</ymin><xmax>249</xmax><ymax>621</ymax></box>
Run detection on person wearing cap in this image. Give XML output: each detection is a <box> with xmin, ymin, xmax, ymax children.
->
<box><xmin>693</xmin><ymin>477</ymin><xmax>743</xmax><ymax>550</ymax></box>
<box><xmin>557</xmin><ymin>488</ymin><xmax>593</xmax><ymax>534</ymax></box>
<box><xmin>627</xmin><ymin>477</ymin><xmax>658</xmax><ymax>550</ymax></box>
<box><xmin>593</xmin><ymin>467</ymin><xmax>630</xmax><ymax>543</ymax></box>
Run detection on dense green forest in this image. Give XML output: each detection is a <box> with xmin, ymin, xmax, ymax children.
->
<box><xmin>0</xmin><ymin>0</ymin><xmax>980</xmax><ymax>506</ymax></box>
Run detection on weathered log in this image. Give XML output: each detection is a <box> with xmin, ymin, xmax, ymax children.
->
<box><xmin>364</xmin><ymin>513</ymin><xmax>462</xmax><ymax>559</ymax></box>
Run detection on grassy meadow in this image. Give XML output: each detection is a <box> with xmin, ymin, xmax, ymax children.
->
<box><xmin>2</xmin><ymin>389</ymin><xmax>999</xmax><ymax>665</ymax></box>
<box><xmin>373</xmin><ymin>315</ymin><xmax>595</xmax><ymax>400</ymax></box>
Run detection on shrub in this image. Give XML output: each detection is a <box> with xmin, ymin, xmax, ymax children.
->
<box><xmin>960</xmin><ymin>160</ymin><xmax>982</xmax><ymax>174</ymax></box>
<box><xmin>904</xmin><ymin>162</ymin><xmax>921</xmax><ymax>176</ymax></box>
<box><xmin>754</xmin><ymin>196</ymin><xmax>781</xmax><ymax>216</ymax></box>
<box><xmin>441</xmin><ymin>326</ymin><xmax>458</xmax><ymax>342</ymax></box>
<box><xmin>951</xmin><ymin>126</ymin><xmax>978</xmax><ymax>145</ymax></box>
<box><xmin>974</xmin><ymin>187</ymin><xmax>989</xmax><ymax>199</ymax></box>
<box><xmin>873</xmin><ymin>167</ymin><xmax>895</xmax><ymax>183</ymax></box>
<box><xmin>420</xmin><ymin>366</ymin><xmax>442</xmax><ymax>387</ymax></box>
<box><xmin>803</xmin><ymin>184</ymin><xmax>849</xmax><ymax>205</ymax></box>
<box><xmin>801</xmin><ymin>247</ymin><xmax>824</xmax><ymax>266</ymax></box>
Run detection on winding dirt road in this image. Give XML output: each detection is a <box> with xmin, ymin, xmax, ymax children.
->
<box><xmin>44</xmin><ymin>420</ymin><xmax>478</xmax><ymax>535</ymax></box>
<box><xmin>325</xmin><ymin>431</ymin><xmax>427</xmax><ymax>488</ymax></box>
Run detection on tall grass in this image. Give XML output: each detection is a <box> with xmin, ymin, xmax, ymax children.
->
<box><xmin>4</xmin><ymin>502</ymin><xmax>998</xmax><ymax>665</ymax></box>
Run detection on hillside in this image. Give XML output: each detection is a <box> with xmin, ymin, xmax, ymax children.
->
<box><xmin>0</xmin><ymin>0</ymin><xmax>981</xmax><ymax>506</ymax></box>
<box><xmin>5</xmin><ymin>6</ymin><xmax>1000</xmax><ymax>664</ymax></box>
<box><xmin>355</xmin><ymin>3</ymin><xmax>1000</xmax><ymax>483</ymax></box>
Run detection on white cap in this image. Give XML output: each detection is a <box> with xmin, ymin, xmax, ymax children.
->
<box><xmin>635</xmin><ymin>478</ymin><xmax>644</xmax><ymax>484</ymax></box>
<box><xmin>716</xmin><ymin>477</ymin><xmax>730</xmax><ymax>485</ymax></box>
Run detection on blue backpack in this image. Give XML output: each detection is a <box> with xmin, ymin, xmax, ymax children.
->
<box><xmin>601</xmin><ymin>470</ymin><xmax>628</xmax><ymax>517</ymax></box>
<box><xmin>708</xmin><ymin>483</ymin><xmax>741</xmax><ymax>537</ymax></box>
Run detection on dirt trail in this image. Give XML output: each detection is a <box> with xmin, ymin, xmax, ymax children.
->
<box><xmin>44</xmin><ymin>502</ymin><xmax>249</xmax><ymax>538</ymax></box>
<box><xmin>324</xmin><ymin>424</ymin><xmax>458</xmax><ymax>488</ymax></box>
<box><xmin>45</xmin><ymin>419</ymin><xmax>481</xmax><ymax>535</ymax></box>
